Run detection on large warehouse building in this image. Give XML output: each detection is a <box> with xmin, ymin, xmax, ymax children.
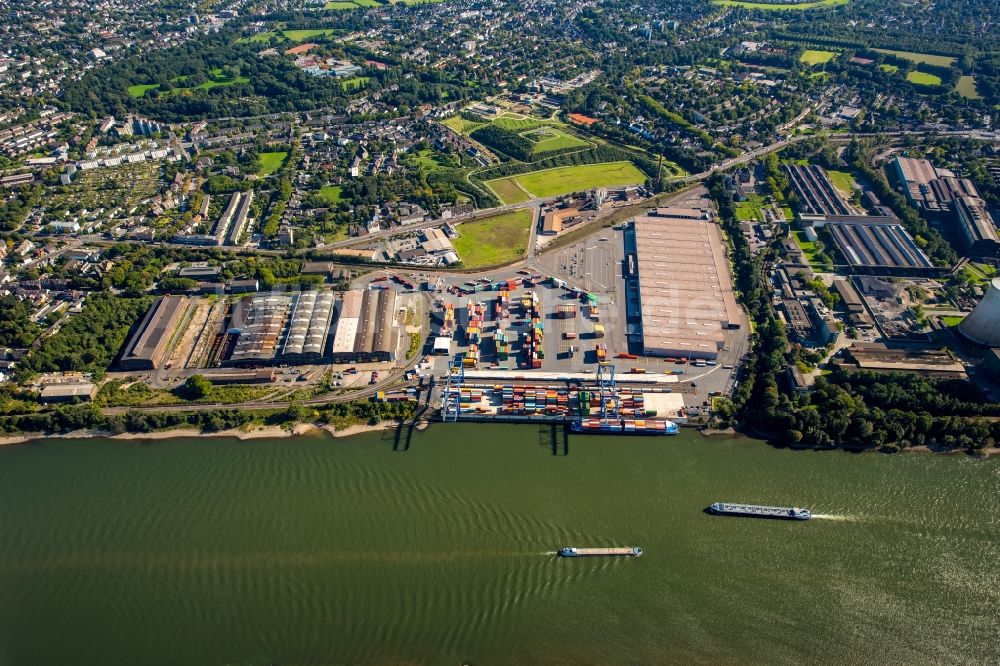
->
<box><xmin>784</xmin><ymin>164</ymin><xmax>854</xmax><ymax>218</ymax></box>
<box><xmin>891</xmin><ymin>156</ymin><xmax>979</xmax><ymax>213</ymax></box>
<box><xmin>223</xmin><ymin>289</ymin><xmax>398</xmax><ymax>367</ymax></box>
<box><xmin>281</xmin><ymin>291</ymin><xmax>336</xmax><ymax>361</ymax></box>
<box><xmin>891</xmin><ymin>156</ymin><xmax>999</xmax><ymax>258</ymax></box>
<box><xmin>226</xmin><ymin>293</ymin><xmax>295</xmax><ymax>366</ymax></box>
<box><xmin>330</xmin><ymin>289</ymin><xmax>398</xmax><ymax>363</ymax></box>
<box><xmin>117</xmin><ymin>295</ymin><xmax>190</xmax><ymax>370</ymax></box>
<box><xmin>953</xmin><ymin>196</ymin><xmax>1000</xmax><ymax>257</ymax></box>
<box><xmin>631</xmin><ymin>210</ymin><xmax>741</xmax><ymax>360</ymax></box>
<box><xmin>825</xmin><ymin>219</ymin><xmax>941</xmax><ymax>276</ymax></box>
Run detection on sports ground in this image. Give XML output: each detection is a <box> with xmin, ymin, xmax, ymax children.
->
<box><xmin>485</xmin><ymin>162</ymin><xmax>647</xmax><ymax>204</ymax></box>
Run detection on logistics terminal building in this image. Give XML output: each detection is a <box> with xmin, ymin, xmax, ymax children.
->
<box><xmin>631</xmin><ymin>208</ymin><xmax>741</xmax><ymax>359</ymax></box>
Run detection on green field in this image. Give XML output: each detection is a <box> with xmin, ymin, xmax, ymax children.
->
<box><xmin>491</xmin><ymin>115</ymin><xmax>549</xmax><ymax>132</ymax></box>
<box><xmin>352</xmin><ymin>0</ymin><xmax>383</xmax><ymax>6</ymax></box>
<box><xmin>879</xmin><ymin>64</ymin><xmax>899</xmax><ymax>74</ymax></box>
<box><xmin>258</xmin><ymin>152</ymin><xmax>288</xmax><ymax>176</ymax></box>
<box><xmin>128</xmin><ymin>69</ymin><xmax>247</xmax><ymax>97</ymax></box>
<box><xmin>873</xmin><ymin>49</ymin><xmax>956</xmax><ymax>67</ymax></box>
<box><xmin>283</xmin><ymin>29</ymin><xmax>338</xmax><ymax>42</ymax></box>
<box><xmin>800</xmin><ymin>50</ymin><xmax>837</xmax><ymax>65</ymax></box>
<box><xmin>963</xmin><ymin>263</ymin><xmax>997</xmax><ymax>286</ymax></box>
<box><xmin>318</xmin><ymin>185</ymin><xmax>343</xmax><ymax>204</ymax></box>
<box><xmin>340</xmin><ymin>76</ymin><xmax>370</xmax><ymax>91</ymax></box>
<box><xmin>713</xmin><ymin>0</ymin><xmax>847</xmax><ymax>9</ymax></box>
<box><xmin>404</xmin><ymin>149</ymin><xmax>455</xmax><ymax>174</ymax></box>
<box><xmin>940</xmin><ymin>315</ymin><xmax>964</xmax><ymax>327</ymax></box>
<box><xmin>452</xmin><ymin>210</ymin><xmax>532</xmax><ymax>268</ymax></box>
<box><xmin>792</xmin><ymin>230</ymin><xmax>830</xmax><ymax>268</ymax></box>
<box><xmin>441</xmin><ymin>115</ymin><xmax>487</xmax><ymax>134</ymax></box>
<box><xmin>486</xmin><ymin>162</ymin><xmax>647</xmax><ymax>203</ymax></box>
<box><xmin>956</xmin><ymin>76</ymin><xmax>981</xmax><ymax>100</ymax></box>
<box><xmin>513</xmin><ymin>162</ymin><xmax>647</xmax><ymax>199</ymax></box>
<box><xmin>485</xmin><ymin>177</ymin><xmax>532</xmax><ymax>204</ymax></box>
<box><xmin>127</xmin><ymin>83</ymin><xmax>160</xmax><ymax>98</ymax></box>
<box><xmin>522</xmin><ymin>126</ymin><xmax>589</xmax><ymax>155</ymax></box>
<box><xmin>443</xmin><ymin>112</ymin><xmax>555</xmax><ymax>137</ymax></box>
<box><xmin>735</xmin><ymin>195</ymin><xmax>767</xmax><ymax>222</ymax></box>
<box><xmin>826</xmin><ymin>170</ymin><xmax>857</xmax><ymax>196</ymax></box>
<box><xmin>189</xmin><ymin>69</ymin><xmax>249</xmax><ymax>90</ymax></box>
<box><xmin>247</xmin><ymin>31</ymin><xmax>277</xmax><ymax>43</ymax></box>
<box><xmin>907</xmin><ymin>70</ymin><xmax>942</xmax><ymax>86</ymax></box>
<box><xmin>325</xmin><ymin>1</ymin><xmax>358</xmax><ymax>8</ymax></box>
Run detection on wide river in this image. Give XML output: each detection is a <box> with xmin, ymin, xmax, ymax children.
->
<box><xmin>0</xmin><ymin>424</ymin><xmax>997</xmax><ymax>665</ymax></box>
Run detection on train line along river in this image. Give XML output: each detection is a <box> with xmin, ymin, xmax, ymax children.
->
<box><xmin>0</xmin><ymin>424</ymin><xmax>997</xmax><ymax>665</ymax></box>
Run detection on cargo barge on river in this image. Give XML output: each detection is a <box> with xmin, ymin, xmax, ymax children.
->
<box><xmin>558</xmin><ymin>547</ymin><xmax>642</xmax><ymax>557</ymax></box>
<box><xmin>571</xmin><ymin>418</ymin><xmax>679</xmax><ymax>435</ymax></box>
<box><xmin>707</xmin><ymin>502</ymin><xmax>811</xmax><ymax>520</ymax></box>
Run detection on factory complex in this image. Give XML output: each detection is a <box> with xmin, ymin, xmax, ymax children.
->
<box><xmin>784</xmin><ymin>164</ymin><xmax>854</xmax><ymax>217</ymax></box>
<box><xmin>116</xmin><ymin>288</ymin><xmax>400</xmax><ymax>372</ymax></box>
<box><xmin>629</xmin><ymin>207</ymin><xmax>742</xmax><ymax>360</ymax></box>
<box><xmin>786</xmin><ymin>163</ymin><xmax>942</xmax><ymax>276</ymax></box>
<box><xmin>224</xmin><ymin>288</ymin><xmax>398</xmax><ymax>366</ymax></box>
<box><xmin>891</xmin><ymin>155</ymin><xmax>1000</xmax><ymax>258</ymax></box>
<box><xmin>825</xmin><ymin>219</ymin><xmax>938</xmax><ymax>275</ymax></box>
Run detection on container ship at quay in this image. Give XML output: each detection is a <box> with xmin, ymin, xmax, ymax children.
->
<box><xmin>707</xmin><ymin>502</ymin><xmax>812</xmax><ymax>520</ymax></box>
<box><xmin>558</xmin><ymin>547</ymin><xmax>643</xmax><ymax>557</ymax></box>
<box><xmin>571</xmin><ymin>418</ymin><xmax>679</xmax><ymax>435</ymax></box>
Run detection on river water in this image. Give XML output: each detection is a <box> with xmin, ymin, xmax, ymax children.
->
<box><xmin>0</xmin><ymin>424</ymin><xmax>997</xmax><ymax>665</ymax></box>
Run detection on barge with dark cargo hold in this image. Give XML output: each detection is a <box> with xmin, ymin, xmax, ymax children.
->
<box><xmin>708</xmin><ymin>502</ymin><xmax>811</xmax><ymax>520</ymax></box>
<box><xmin>558</xmin><ymin>547</ymin><xmax>642</xmax><ymax>557</ymax></box>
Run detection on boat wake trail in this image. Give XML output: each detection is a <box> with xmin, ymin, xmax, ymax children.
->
<box><xmin>810</xmin><ymin>514</ymin><xmax>858</xmax><ymax>522</ymax></box>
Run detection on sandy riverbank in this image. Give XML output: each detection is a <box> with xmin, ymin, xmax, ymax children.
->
<box><xmin>321</xmin><ymin>422</ymin><xmax>394</xmax><ymax>438</ymax></box>
<box><xmin>0</xmin><ymin>421</ymin><xmax>407</xmax><ymax>447</ymax></box>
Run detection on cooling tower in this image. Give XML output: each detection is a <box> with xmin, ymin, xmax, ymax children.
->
<box><xmin>958</xmin><ymin>277</ymin><xmax>1000</xmax><ymax>347</ymax></box>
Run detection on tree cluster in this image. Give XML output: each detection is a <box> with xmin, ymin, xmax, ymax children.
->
<box><xmin>470</xmin><ymin>125</ymin><xmax>534</xmax><ymax>162</ymax></box>
<box><xmin>18</xmin><ymin>293</ymin><xmax>151</xmax><ymax>379</ymax></box>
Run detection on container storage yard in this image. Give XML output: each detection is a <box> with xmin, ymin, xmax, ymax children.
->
<box><xmin>443</xmin><ymin>381</ymin><xmax>686</xmax><ymax>423</ymax></box>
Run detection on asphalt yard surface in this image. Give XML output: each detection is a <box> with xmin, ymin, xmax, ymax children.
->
<box><xmin>353</xmin><ymin>194</ymin><xmax>750</xmax><ymax>413</ymax></box>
